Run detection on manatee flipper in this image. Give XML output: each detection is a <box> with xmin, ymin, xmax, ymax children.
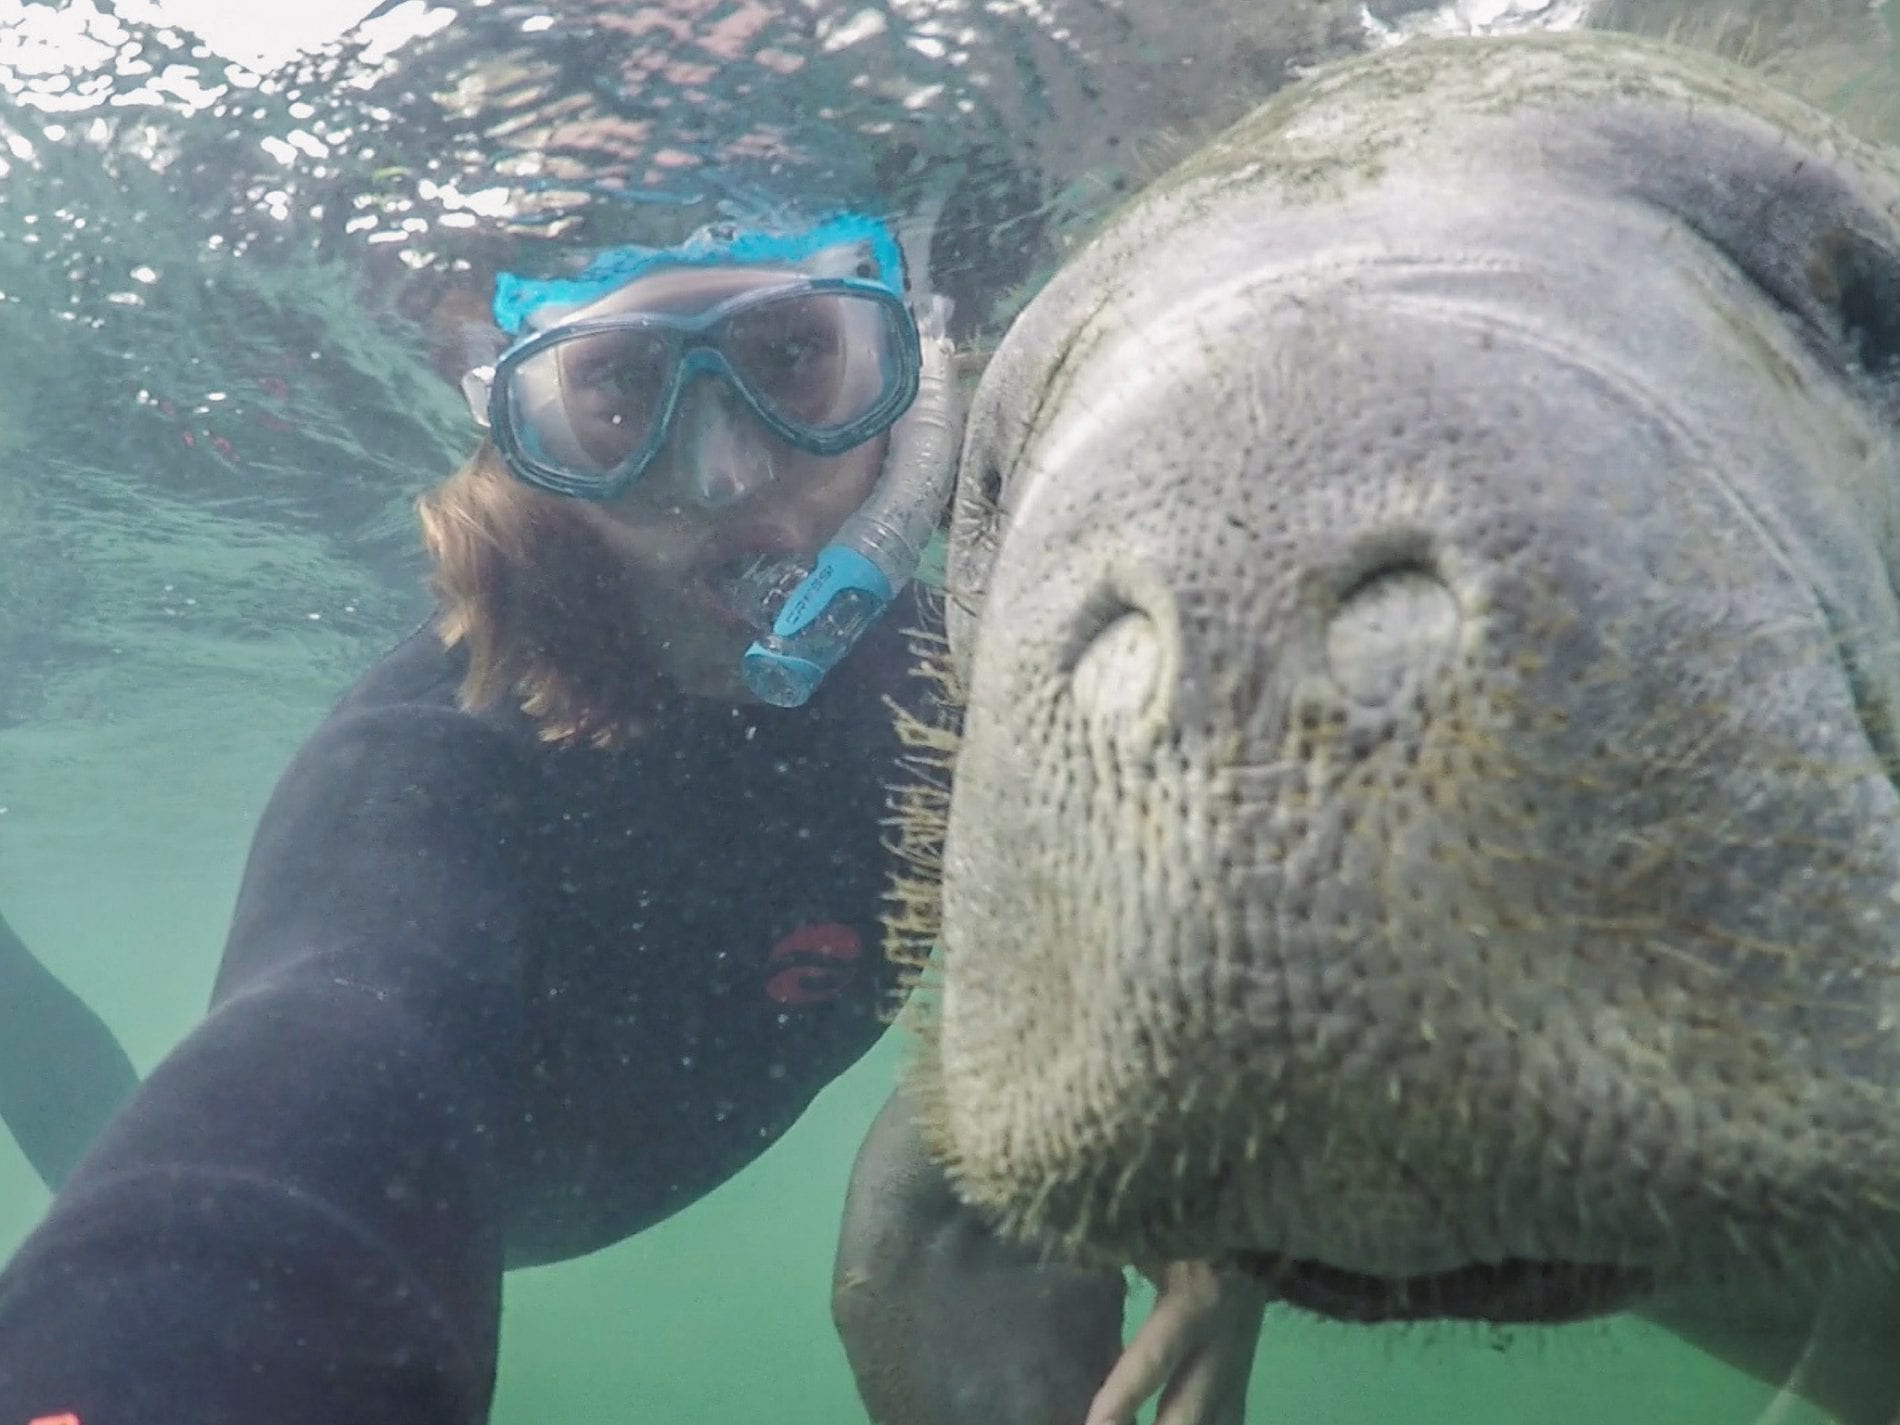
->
<box><xmin>1642</xmin><ymin>1285</ymin><xmax>1900</xmax><ymax>1425</ymax></box>
<box><xmin>833</xmin><ymin>1085</ymin><xmax>1126</xmax><ymax>1425</ymax></box>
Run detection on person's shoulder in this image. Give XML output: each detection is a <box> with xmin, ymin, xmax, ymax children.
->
<box><xmin>322</xmin><ymin>615</ymin><xmax>541</xmax><ymax>741</ymax></box>
<box><xmin>332</xmin><ymin>616</ymin><xmax>471</xmax><ymax>718</ymax></box>
<box><xmin>277</xmin><ymin>615</ymin><xmax>549</xmax><ymax>794</ymax></box>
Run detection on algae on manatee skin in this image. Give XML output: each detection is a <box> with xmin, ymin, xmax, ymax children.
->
<box><xmin>980</xmin><ymin>18</ymin><xmax>1900</xmax><ymax>452</ymax></box>
<box><xmin>1141</xmin><ymin>29</ymin><xmax>1900</xmax><ymax>225</ymax></box>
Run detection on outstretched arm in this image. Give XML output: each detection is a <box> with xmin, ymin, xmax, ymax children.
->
<box><xmin>0</xmin><ymin>908</ymin><xmax>138</xmax><ymax>1189</ymax></box>
<box><xmin>0</xmin><ymin>705</ymin><xmax>535</xmax><ymax>1425</ymax></box>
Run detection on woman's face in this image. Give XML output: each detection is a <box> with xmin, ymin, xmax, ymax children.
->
<box><xmin>553</xmin><ymin>265</ymin><xmax>890</xmax><ymax>700</ymax></box>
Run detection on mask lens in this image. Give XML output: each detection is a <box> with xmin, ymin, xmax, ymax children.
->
<box><xmin>720</xmin><ymin>291</ymin><xmax>897</xmax><ymax>434</ymax></box>
<box><xmin>506</xmin><ymin>325</ymin><xmax>672</xmax><ymax>479</ymax></box>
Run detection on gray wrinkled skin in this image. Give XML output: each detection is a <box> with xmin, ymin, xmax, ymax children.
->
<box><xmin>832</xmin><ymin>1089</ymin><xmax>1126</xmax><ymax>1425</ymax></box>
<box><xmin>923</xmin><ymin>25</ymin><xmax>1900</xmax><ymax>1374</ymax></box>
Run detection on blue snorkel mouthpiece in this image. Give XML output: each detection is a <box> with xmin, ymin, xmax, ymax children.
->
<box><xmin>741</xmin><ymin>294</ymin><xmax>960</xmax><ymax>707</ymax></box>
<box><xmin>740</xmin><ymin>546</ymin><xmax>895</xmax><ymax>708</ymax></box>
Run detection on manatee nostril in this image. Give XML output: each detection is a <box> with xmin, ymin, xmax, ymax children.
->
<box><xmin>1072</xmin><ymin>609</ymin><xmax>1164</xmax><ymax>726</ymax></box>
<box><xmin>1067</xmin><ymin>585</ymin><xmax>1168</xmax><ymax>730</ymax></box>
<box><xmin>1324</xmin><ymin>559</ymin><xmax>1461</xmax><ymax>709</ymax></box>
<box><xmin>976</xmin><ymin>454</ymin><xmax>1006</xmax><ymax>507</ymax></box>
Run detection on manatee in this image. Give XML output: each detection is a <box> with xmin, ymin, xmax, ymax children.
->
<box><xmin>913</xmin><ymin>26</ymin><xmax>1900</xmax><ymax>1422</ymax></box>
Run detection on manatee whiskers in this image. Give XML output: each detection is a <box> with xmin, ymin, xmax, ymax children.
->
<box><xmin>1235</xmin><ymin>1257</ymin><xmax>1636</xmax><ymax>1326</ymax></box>
<box><xmin>877</xmin><ymin>614</ymin><xmax>963</xmax><ymax>1010</ymax></box>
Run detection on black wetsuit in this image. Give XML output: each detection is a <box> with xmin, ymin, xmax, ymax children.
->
<box><xmin>0</xmin><ymin>605</ymin><xmax>931</xmax><ymax>1424</ymax></box>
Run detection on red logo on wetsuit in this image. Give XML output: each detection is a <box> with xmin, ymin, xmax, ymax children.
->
<box><xmin>764</xmin><ymin>922</ymin><xmax>862</xmax><ymax>1004</ymax></box>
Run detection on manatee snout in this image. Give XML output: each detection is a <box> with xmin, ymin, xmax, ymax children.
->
<box><xmin>1064</xmin><ymin>523</ymin><xmax>1464</xmax><ymax>741</ymax></box>
<box><xmin>926</xmin><ymin>34</ymin><xmax>1900</xmax><ymax>1325</ymax></box>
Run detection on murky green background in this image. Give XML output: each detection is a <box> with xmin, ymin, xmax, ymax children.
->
<box><xmin>0</xmin><ymin>694</ymin><xmax>1827</xmax><ymax>1421</ymax></box>
<box><xmin>0</xmin><ymin>0</ymin><xmax>1865</xmax><ymax>1419</ymax></box>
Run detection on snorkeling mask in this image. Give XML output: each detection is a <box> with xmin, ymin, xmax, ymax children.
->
<box><xmin>464</xmin><ymin>214</ymin><xmax>961</xmax><ymax>707</ymax></box>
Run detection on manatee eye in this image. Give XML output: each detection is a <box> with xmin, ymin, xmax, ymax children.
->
<box><xmin>977</xmin><ymin>454</ymin><xmax>1006</xmax><ymax>507</ymax></box>
<box><xmin>1809</xmin><ymin>228</ymin><xmax>1900</xmax><ymax>379</ymax></box>
<box><xmin>960</xmin><ymin>456</ymin><xmax>1009</xmax><ymax>563</ymax></box>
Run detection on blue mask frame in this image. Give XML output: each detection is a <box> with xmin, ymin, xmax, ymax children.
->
<box><xmin>491</xmin><ymin>212</ymin><xmax>909</xmax><ymax>335</ymax></box>
<box><xmin>483</xmin><ymin>276</ymin><xmax>921</xmax><ymax>501</ymax></box>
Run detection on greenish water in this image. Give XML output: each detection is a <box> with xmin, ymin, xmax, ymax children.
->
<box><xmin>0</xmin><ymin>745</ymin><xmax>1832</xmax><ymax>1422</ymax></box>
<box><xmin>0</xmin><ymin>929</ymin><xmax>1835</xmax><ymax>1425</ymax></box>
<box><xmin>0</xmin><ymin>612</ymin><xmax>1833</xmax><ymax>1421</ymax></box>
<box><xmin>0</xmin><ymin>1</ymin><xmax>1878</xmax><ymax>1420</ymax></box>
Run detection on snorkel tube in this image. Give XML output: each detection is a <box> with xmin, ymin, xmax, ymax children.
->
<box><xmin>740</xmin><ymin>293</ymin><xmax>960</xmax><ymax>708</ymax></box>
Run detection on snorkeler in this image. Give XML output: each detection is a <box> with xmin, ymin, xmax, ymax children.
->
<box><xmin>0</xmin><ymin>210</ymin><xmax>955</xmax><ymax>1419</ymax></box>
<box><xmin>0</xmin><ymin>208</ymin><xmax>1265</xmax><ymax>1425</ymax></box>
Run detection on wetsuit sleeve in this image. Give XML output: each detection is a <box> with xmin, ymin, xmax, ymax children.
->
<box><xmin>0</xmin><ymin>909</ymin><xmax>139</xmax><ymax>1191</ymax></box>
<box><xmin>0</xmin><ymin>704</ymin><xmax>536</xmax><ymax>1425</ymax></box>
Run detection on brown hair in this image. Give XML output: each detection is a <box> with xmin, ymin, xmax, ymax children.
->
<box><xmin>416</xmin><ymin>441</ymin><xmax>660</xmax><ymax>748</ymax></box>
